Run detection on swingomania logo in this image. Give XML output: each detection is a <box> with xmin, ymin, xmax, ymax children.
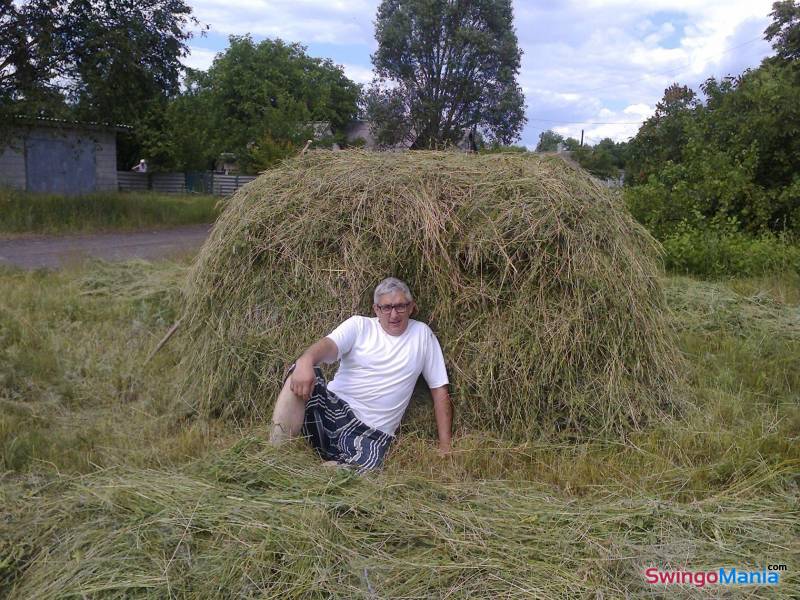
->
<box><xmin>644</xmin><ymin>564</ymin><xmax>787</xmax><ymax>588</ymax></box>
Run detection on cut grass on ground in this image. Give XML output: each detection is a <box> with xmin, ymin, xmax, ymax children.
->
<box><xmin>0</xmin><ymin>260</ymin><xmax>798</xmax><ymax>597</ymax></box>
<box><xmin>0</xmin><ymin>189</ymin><xmax>220</xmax><ymax>235</ymax></box>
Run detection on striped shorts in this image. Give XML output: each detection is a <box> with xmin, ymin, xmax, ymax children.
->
<box><xmin>287</xmin><ymin>365</ymin><xmax>394</xmax><ymax>472</ymax></box>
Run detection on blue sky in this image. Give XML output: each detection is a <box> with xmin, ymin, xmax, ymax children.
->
<box><xmin>182</xmin><ymin>0</ymin><xmax>776</xmax><ymax>148</ymax></box>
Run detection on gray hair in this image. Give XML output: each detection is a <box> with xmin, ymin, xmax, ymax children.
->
<box><xmin>373</xmin><ymin>277</ymin><xmax>413</xmax><ymax>304</ymax></box>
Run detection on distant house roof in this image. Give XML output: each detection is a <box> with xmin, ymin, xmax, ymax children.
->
<box><xmin>10</xmin><ymin>115</ymin><xmax>132</xmax><ymax>132</ymax></box>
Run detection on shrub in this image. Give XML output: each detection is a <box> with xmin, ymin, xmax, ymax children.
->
<box><xmin>662</xmin><ymin>219</ymin><xmax>800</xmax><ymax>278</ymax></box>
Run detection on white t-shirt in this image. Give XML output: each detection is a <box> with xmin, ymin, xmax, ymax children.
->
<box><xmin>325</xmin><ymin>316</ymin><xmax>449</xmax><ymax>435</ymax></box>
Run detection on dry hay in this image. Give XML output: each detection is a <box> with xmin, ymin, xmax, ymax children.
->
<box><xmin>3</xmin><ymin>439</ymin><xmax>798</xmax><ymax>598</ymax></box>
<box><xmin>179</xmin><ymin>150</ymin><xmax>683</xmax><ymax>437</ymax></box>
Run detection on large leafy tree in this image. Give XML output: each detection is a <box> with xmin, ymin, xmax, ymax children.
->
<box><xmin>1</xmin><ymin>0</ymin><xmax>197</xmax><ymax>165</ymax></box>
<box><xmin>534</xmin><ymin>130</ymin><xmax>564</xmax><ymax>152</ymax></box>
<box><xmin>167</xmin><ymin>36</ymin><xmax>360</xmax><ymax>172</ymax></box>
<box><xmin>626</xmin><ymin>83</ymin><xmax>700</xmax><ymax>184</ymax></box>
<box><xmin>765</xmin><ymin>0</ymin><xmax>800</xmax><ymax>62</ymax></box>
<box><xmin>0</xmin><ymin>0</ymin><xmax>68</xmax><ymax>130</ymax></box>
<box><xmin>55</xmin><ymin>0</ymin><xmax>197</xmax><ymax>125</ymax></box>
<box><xmin>366</xmin><ymin>0</ymin><xmax>526</xmax><ymax>149</ymax></box>
<box><xmin>626</xmin><ymin>68</ymin><xmax>800</xmax><ymax>236</ymax></box>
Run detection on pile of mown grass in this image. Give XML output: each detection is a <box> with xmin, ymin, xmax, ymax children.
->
<box><xmin>181</xmin><ymin>151</ymin><xmax>683</xmax><ymax>437</ymax></box>
<box><xmin>0</xmin><ymin>260</ymin><xmax>219</xmax><ymax>475</ymax></box>
<box><xmin>0</xmin><ymin>188</ymin><xmax>219</xmax><ymax>234</ymax></box>
<box><xmin>2</xmin><ymin>438</ymin><xmax>797</xmax><ymax>598</ymax></box>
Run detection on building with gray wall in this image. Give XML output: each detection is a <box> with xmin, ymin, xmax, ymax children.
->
<box><xmin>0</xmin><ymin>118</ymin><xmax>126</xmax><ymax>195</ymax></box>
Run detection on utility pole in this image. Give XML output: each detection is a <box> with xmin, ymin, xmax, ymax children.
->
<box><xmin>580</xmin><ymin>129</ymin><xmax>584</xmax><ymax>147</ymax></box>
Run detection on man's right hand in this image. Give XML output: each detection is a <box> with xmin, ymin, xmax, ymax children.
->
<box><xmin>289</xmin><ymin>357</ymin><xmax>317</xmax><ymax>401</ymax></box>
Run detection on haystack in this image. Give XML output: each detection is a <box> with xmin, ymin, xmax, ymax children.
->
<box><xmin>180</xmin><ymin>151</ymin><xmax>683</xmax><ymax>437</ymax></box>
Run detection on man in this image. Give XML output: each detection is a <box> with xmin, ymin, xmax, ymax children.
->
<box><xmin>270</xmin><ymin>277</ymin><xmax>452</xmax><ymax>471</ymax></box>
<box><xmin>131</xmin><ymin>159</ymin><xmax>148</xmax><ymax>173</ymax></box>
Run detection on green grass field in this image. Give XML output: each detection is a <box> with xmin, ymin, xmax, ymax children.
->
<box><xmin>1</xmin><ymin>260</ymin><xmax>798</xmax><ymax>597</ymax></box>
<box><xmin>0</xmin><ymin>189</ymin><xmax>220</xmax><ymax>234</ymax></box>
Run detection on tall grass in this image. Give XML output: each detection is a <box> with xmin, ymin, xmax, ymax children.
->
<box><xmin>0</xmin><ymin>188</ymin><xmax>220</xmax><ymax>234</ymax></box>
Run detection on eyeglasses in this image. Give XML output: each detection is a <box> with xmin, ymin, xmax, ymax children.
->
<box><xmin>376</xmin><ymin>302</ymin><xmax>412</xmax><ymax>315</ymax></box>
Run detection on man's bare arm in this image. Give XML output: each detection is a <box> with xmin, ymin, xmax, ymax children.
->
<box><xmin>290</xmin><ymin>338</ymin><xmax>339</xmax><ymax>400</ymax></box>
<box><xmin>430</xmin><ymin>385</ymin><xmax>452</xmax><ymax>455</ymax></box>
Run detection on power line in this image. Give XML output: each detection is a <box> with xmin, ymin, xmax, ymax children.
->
<box><xmin>527</xmin><ymin>117</ymin><xmax>644</xmax><ymax>125</ymax></box>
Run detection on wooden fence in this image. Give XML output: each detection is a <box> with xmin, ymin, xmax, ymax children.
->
<box><xmin>117</xmin><ymin>171</ymin><xmax>148</xmax><ymax>192</ymax></box>
<box><xmin>117</xmin><ymin>172</ymin><xmax>256</xmax><ymax>196</ymax></box>
<box><xmin>212</xmin><ymin>174</ymin><xmax>257</xmax><ymax>196</ymax></box>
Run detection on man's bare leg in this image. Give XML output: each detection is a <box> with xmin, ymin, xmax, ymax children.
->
<box><xmin>269</xmin><ymin>377</ymin><xmax>306</xmax><ymax>445</ymax></box>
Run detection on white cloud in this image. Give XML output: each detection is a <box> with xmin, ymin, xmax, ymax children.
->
<box><xmin>183</xmin><ymin>47</ymin><xmax>219</xmax><ymax>71</ymax></box>
<box><xmin>514</xmin><ymin>0</ymin><xmax>774</xmax><ymax>143</ymax></box>
<box><xmin>190</xmin><ymin>0</ymin><xmax>377</xmax><ymax>45</ymax></box>
<box><xmin>341</xmin><ymin>64</ymin><xmax>375</xmax><ymax>85</ymax></box>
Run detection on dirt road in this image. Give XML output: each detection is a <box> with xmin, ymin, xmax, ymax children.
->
<box><xmin>0</xmin><ymin>225</ymin><xmax>211</xmax><ymax>269</ymax></box>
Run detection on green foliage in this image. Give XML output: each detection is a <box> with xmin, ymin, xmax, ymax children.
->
<box><xmin>570</xmin><ymin>137</ymin><xmax>627</xmax><ymax>180</ymax></box>
<box><xmin>57</xmin><ymin>0</ymin><xmax>198</xmax><ymax>125</ymax></box>
<box><xmin>536</xmin><ymin>130</ymin><xmax>626</xmax><ymax>180</ymax></box>
<box><xmin>625</xmin><ymin>140</ymin><xmax>768</xmax><ymax>238</ymax></box>
<box><xmin>481</xmin><ymin>143</ymin><xmax>528</xmax><ymax>153</ymax></box>
<box><xmin>765</xmin><ymin>0</ymin><xmax>800</xmax><ymax>61</ymax></box>
<box><xmin>368</xmin><ymin>0</ymin><xmax>526</xmax><ymax>148</ymax></box>
<box><xmin>534</xmin><ymin>130</ymin><xmax>563</xmax><ymax>152</ymax></box>
<box><xmin>0</xmin><ymin>189</ymin><xmax>219</xmax><ymax>234</ymax></box>
<box><xmin>626</xmin><ymin>83</ymin><xmax>699</xmax><ymax>184</ymax></box>
<box><xmin>361</xmin><ymin>85</ymin><xmax>414</xmax><ymax>148</ymax></box>
<box><xmin>661</xmin><ymin>220</ymin><xmax>800</xmax><ymax>278</ymax></box>
<box><xmin>0</xmin><ymin>0</ymin><xmax>198</xmax><ymax>166</ymax></box>
<box><xmin>626</xmin><ymin>54</ymin><xmax>800</xmax><ymax>236</ymax></box>
<box><xmin>245</xmin><ymin>134</ymin><xmax>296</xmax><ymax>172</ymax></box>
<box><xmin>166</xmin><ymin>36</ymin><xmax>360</xmax><ymax>172</ymax></box>
<box><xmin>0</xmin><ymin>0</ymin><xmax>69</xmax><ymax>129</ymax></box>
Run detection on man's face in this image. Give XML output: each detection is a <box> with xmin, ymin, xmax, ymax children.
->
<box><xmin>374</xmin><ymin>291</ymin><xmax>415</xmax><ymax>336</ymax></box>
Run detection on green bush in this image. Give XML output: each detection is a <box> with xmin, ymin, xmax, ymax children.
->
<box><xmin>662</xmin><ymin>219</ymin><xmax>800</xmax><ymax>278</ymax></box>
<box><xmin>0</xmin><ymin>189</ymin><xmax>220</xmax><ymax>234</ymax></box>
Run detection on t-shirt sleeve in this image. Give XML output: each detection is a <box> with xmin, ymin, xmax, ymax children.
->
<box><xmin>325</xmin><ymin>316</ymin><xmax>362</xmax><ymax>360</ymax></box>
<box><xmin>422</xmin><ymin>328</ymin><xmax>449</xmax><ymax>389</ymax></box>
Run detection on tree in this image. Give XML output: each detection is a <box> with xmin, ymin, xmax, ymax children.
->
<box><xmin>625</xmin><ymin>3</ymin><xmax>800</xmax><ymax>237</ymax></box>
<box><xmin>367</xmin><ymin>0</ymin><xmax>526</xmax><ymax>149</ymax></box>
<box><xmin>563</xmin><ymin>137</ymin><xmax>581</xmax><ymax>152</ymax></box>
<box><xmin>534</xmin><ymin>130</ymin><xmax>564</xmax><ymax>152</ymax></box>
<box><xmin>0</xmin><ymin>0</ymin><xmax>68</xmax><ymax>130</ymax></box>
<box><xmin>626</xmin><ymin>83</ymin><xmax>699</xmax><ymax>183</ymax></box>
<box><xmin>55</xmin><ymin>0</ymin><xmax>198</xmax><ymax>125</ymax></box>
<box><xmin>1</xmin><ymin>0</ymin><xmax>199</xmax><ymax>166</ymax></box>
<box><xmin>765</xmin><ymin>0</ymin><xmax>800</xmax><ymax>62</ymax></box>
<box><xmin>166</xmin><ymin>36</ymin><xmax>361</xmax><ymax>172</ymax></box>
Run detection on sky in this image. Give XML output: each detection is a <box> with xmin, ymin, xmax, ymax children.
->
<box><xmin>181</xmin><ymin>0</ymin><xmax>777</xmax><ymax>149</ymax></box>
